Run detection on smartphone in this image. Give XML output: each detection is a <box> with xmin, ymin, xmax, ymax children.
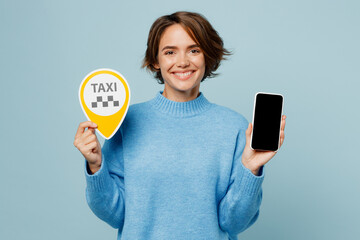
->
<box><xmin>250</xmin><ymin>92</ymin><xmax>284</xmax><ymax>151</ymax></box>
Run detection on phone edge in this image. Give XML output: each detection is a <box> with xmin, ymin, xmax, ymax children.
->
<box><xmin>250</xmin><ymin>91</ymin><xmax>284</xmax><ymax>152</ymax></box>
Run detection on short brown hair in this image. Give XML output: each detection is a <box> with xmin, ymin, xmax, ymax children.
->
<box><xmin>142</xmin><ymin>11</ymin><xmax>231</xmax><ymax>84</ymax></box>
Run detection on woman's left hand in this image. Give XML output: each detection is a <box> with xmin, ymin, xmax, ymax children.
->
<box><xmin>241</xmin><ymin>115</ymin><xmax>287</xmax><ymax>176</ymax></box>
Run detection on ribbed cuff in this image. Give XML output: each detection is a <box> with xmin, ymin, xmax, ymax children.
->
<box><xmin>84</xmin><ymin>155</ymin><xmax>112</xmax><ymax>192</ymax></box>
<box><xmin>237</xmin><ymin>161</ymin><xmax>265</xmax><ymax>196</ymax></box>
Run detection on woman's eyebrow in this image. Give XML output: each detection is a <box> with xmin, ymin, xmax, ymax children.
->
<box><xmin>161</xmin><ymin>44</ymin><xmax>200</xmax><ymax>52</ymax></box>
<box><xmin>161</xmin><ymin>46</ymin><xmax>177</xmax><ymax>51</ymax></box>
<box><xmin>188</xmin><ymin>44</ymin><xmax>200</xmax><ymax>49</ymax></box>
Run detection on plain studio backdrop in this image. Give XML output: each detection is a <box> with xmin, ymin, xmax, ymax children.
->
<box><xmin>1</xmin><ymin>0</ymin><xmax>359</xmax><ymax>239</ymax></box>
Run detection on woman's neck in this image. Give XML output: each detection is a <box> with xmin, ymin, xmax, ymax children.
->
<box><xmin>162</xmin><ymin>86</ymin><xmax>200</xmax><ymax>102</ymax></box>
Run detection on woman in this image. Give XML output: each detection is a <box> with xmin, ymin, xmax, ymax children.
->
<box><xmin>74</xmin><ymin>11</ymin><xmax>286</xmax><ymax>240</ymax></box>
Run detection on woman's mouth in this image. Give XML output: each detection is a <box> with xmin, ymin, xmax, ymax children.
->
<box><xmin>171</xmin><ymin>71</ymin><xmax>195</xmax><ymax>80</ymax></box>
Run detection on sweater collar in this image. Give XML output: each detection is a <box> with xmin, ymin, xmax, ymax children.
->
<box><xmin>150</xmin><ymin>91</ymin><xmax>212</xmax><ymax>117</ymax></box>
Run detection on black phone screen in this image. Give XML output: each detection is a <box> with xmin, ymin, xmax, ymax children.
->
<box><xmin>251</xmin><ymin>93</ymin><xmax>283</xmax><ymax>151</ymax></box>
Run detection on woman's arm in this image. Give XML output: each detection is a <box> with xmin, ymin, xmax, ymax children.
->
<box><xmin>218</xmin><ymin>116</ymin><xmax>286</xmax><ymax>236</ymax></box>
<box><xmin>74</xmin><ymin>121</ymin><xmax>126</xmax><ymax>229</ymax></box>
<box><xmin>218</xmin><ymin>129</ymin><xmax>264</xmax><ymax>236</ymax></box>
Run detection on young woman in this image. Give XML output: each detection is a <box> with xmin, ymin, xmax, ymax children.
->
<box><xmin>74</xmin><ymin>11</ymin><xmax>286</xmax><ymax>240</ymax></box>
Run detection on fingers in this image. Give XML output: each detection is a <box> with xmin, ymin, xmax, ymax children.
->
<box><xmin>280</xmin><ymin>131</ymin><xmax>285</xmax><ymax>146</ymax></box>
<box><xmin>74</xmin><ymin>121</ymin><xmax>97</xmax><ymax>139</ymax></box>
<box><xmin>73</xmin><ymin>121</ymin><xmax>102</xmax><ymax>166</ymax></box>
<box><xmin>279</xmin><ymin>115</ymin><xmax>286</xmax><ymax>147</ymax></box>
<box><xmin>74</xmin><ymin>127</ymin><xmax>100</xmax><ymax>159</ymax></box>
<box><xmin>74</xmin><ymin>121</ymin><xmax>98</xmax><ymax>149</ymax></box>
<box><xmin>81</xmin><ymin>141</ymin><xmax>99</xmax><ymax>157</ymax></box>
<box><xmin>281</xmin><ymin>115</ymin><xmax>286</xmax><ymax>131</ymax></box>
<box><xmin>75</xmin><ymin>130</ymin><xmax>98</xmax><ymax>147</ymax></box>
<box><xmin>82</xmin><ymin>132</ymin><xmax>98</xmax><ymax>146</ymax></box>
<box><xmin>81</xmin><ymin>127</ymin><xmax>95</xmax><ymax>139</ymax></box>
<box><xmin>244</xmin><ymin>122</ymin><xmax>253</xmax><ymax>150</ymax></box>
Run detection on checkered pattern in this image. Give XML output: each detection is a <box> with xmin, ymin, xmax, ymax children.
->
<box><xmin>91</xmin><ymin>95</ymin><xmax>119</xmax><ymax>108</ymax></box>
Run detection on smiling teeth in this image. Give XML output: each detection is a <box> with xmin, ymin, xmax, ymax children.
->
<box><xmin>174</xmin><ymin>71</ymin><xmax>192</xmax><ymax>76</ymax></box>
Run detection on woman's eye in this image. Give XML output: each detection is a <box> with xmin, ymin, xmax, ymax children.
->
<box><xmin>165</xmin><ymin>51</ymin><xmax>174</xmax><ymax>55</ymax></box>
<box><xmin>190</xmin><ymin>49</ymin><xmax>200</xmax><ymax>54</ymax></box>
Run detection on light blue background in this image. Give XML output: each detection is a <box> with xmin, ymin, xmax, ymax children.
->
<box><xmin>1</xmin><ymin>0</ymin><xmax>359</xmax><ymax>239</ymax></box>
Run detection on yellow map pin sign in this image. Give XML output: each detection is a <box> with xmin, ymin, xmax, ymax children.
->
<box><xmin>79</xmin><ymin>68</ymin><xmax>130</xmax><ymax>139</ymax></box>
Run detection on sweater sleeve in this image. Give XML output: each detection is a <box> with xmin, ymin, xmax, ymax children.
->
<box><xmin>218</xmin><ymin>128</ymin><xmax>264</xmax><ymax>238</ymax></box>
<box><xmin>84</xmin><ymin>129</ymin><xmax>125</xmax><ymax>229</ymax></box>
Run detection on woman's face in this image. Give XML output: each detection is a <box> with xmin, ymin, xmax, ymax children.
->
<box><xmin>155</xmin><ymin>24</ymin><xmax>206</xmax><ymax>99</ymax></box>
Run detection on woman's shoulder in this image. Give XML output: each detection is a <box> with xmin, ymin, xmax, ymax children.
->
<box><xmin>125</xmin><ymin>100</ymin><xmax>153</xmax><ymax>117</ymax></box>
<box><xmin>209</xmin><ymin>103</ymin><xmax>249</xmax><ymax>130</ymax></box>
<box><xmin>116</xmin><ymin>101</ymin><xmax>153</xmax><ymax>135</ymax></box>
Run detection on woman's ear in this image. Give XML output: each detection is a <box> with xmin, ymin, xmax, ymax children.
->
<box><xmin>153</xmin><ymin>63</ymin><xmax>160</xmax><ymax>70</ymax></box>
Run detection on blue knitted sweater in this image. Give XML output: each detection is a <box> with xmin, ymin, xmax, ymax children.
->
<box><xmin>85</xmin><ymin>91</ymin><xmax>264</xmax><ymax>240</ymax></box>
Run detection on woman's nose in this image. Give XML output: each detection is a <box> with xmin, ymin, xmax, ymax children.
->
<box><xmin>176</xmin><ymin>53</ymin><xmax>190</xmax><ymax>68</ymax></box>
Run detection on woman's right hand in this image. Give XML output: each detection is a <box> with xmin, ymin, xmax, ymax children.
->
<box><xmin>74</xmin><ymin>121</ymin><xmax>102</xmax><ymax>174</ymax></box>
